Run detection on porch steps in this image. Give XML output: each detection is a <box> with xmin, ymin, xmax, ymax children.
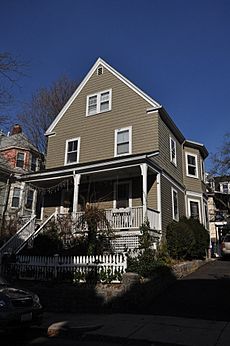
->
<box><xmin>0</xmin><ymin>212</ymin><xmax>56</xmax><ymax>261</ymax></box>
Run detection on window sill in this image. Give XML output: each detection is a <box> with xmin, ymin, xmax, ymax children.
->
<box><xmin>86</xmin><ymin>108</ymin><xmax>112</xmax><ymax>117</ymax></box>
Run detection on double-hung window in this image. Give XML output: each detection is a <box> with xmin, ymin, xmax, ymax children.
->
<box><xmin>31</xmin><ymin>154</ymin><xmax>37</xmax><ymax>171</ymax></box>
<box><xmin>189</xmin><ymin>200</ymin><xmax>200</xmax><ymax>220</ymax></box>
<box><xmin>220</xmin><ymin>182</ymin><xmax>229</xmax><ymax>194</ymax></box>
<box><xmin>186</xmin><ymin>153</ymin><xmax>198</xmax><ymax>178</ymax></box>
<box><xmin>170</xmin><ymin>137</ymin><xmax>177</xmax><ymax>166</ymax></box>
<box><xmin>65</xmin><ymin>138</ymin><xmax>80</xmax><ymax>165</ymax></box>
<box><xmin>26</xmin><ymin>189</ymin><xmax>34</xmax><ymax>209</ymax></box>
<box><xmin>172</xmin><ymin>188</ymin><xmax>179</xmax><ymax>221</ymax></box>
<box><xmin>11</xmin><ymin>187</ymin><xmax>21</xmax><ymax>208</ymax></box>
<box><xmin>115</xmin><ymin>127</ymin><xmax>132</xmax><ymax>156</ymax></box>
<box><xmin>16</xmin><ymin>152</ymin><xmax>25</xmax><ymax>168</ymax></box>
<box><xmin>86</xmin><ymin>89</ymin><xmax>112</xmax><ymax>116</ymax></box>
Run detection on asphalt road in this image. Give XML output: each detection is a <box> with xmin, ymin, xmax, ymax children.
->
<box><xmin>144</xmin><ymin>258</ymin><xmax>230</xmax><ymax>321</ymax></box>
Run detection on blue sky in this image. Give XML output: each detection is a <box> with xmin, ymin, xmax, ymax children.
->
<box><xmin>1</xmin><ymin>0</ymin><xmax>229</xmax><ymax>169</ymax></box>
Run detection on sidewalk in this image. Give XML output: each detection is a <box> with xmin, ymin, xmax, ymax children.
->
<box><xmin>39</xmin><ymin>312</ymin><xmax>230</xmax><ymax>346</ymax></box>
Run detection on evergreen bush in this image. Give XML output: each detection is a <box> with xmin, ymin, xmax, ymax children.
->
<box><xmin>166</xmin><ymin>217</ymin><xmax>209</xmax><ymax>260</ymax></box>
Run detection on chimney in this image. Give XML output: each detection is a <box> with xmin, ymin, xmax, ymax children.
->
<box><xmin>11</xmin><ymin>124</ymin><xmax>22</xmax><ymax>135</ymax></box>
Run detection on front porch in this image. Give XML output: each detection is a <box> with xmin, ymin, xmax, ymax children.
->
<box><xmin>21</xmin><ymin>156</ymin><xmax>162</xmax><ymax>252</ymax></box>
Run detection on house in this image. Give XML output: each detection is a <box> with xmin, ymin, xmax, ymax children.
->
<box><xmin>19</xmin><ymin>58</ymin><xmax>209</xmax><ymax>252</ymax></box>
<box><xmin>0</xmin><ymin>125</ymin><xmax>43</xmax><ymax>234</ymax></box>
<box><xmin>207</xmin><ymin>175</ymin><xmax>230</xmax><ymax>255</ymax></box>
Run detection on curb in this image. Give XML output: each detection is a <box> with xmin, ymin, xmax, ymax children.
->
<box><xmin>32</xmin><ymin>323</ymin><xmax>104</xmax><ymax>339</ymax></box>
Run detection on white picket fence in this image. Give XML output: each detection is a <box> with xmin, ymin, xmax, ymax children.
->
<box><xmin>9</xmin><ymin>254</ymin><xmax>127</xmax><ymax>283</ymax></box>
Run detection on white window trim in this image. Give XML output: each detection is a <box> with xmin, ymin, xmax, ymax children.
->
<box><xmin>30</xmin><ymin>154</ymin><xmax>38</xmax><ymax>172</ymax></box>
<box><xmin>171</xmin><ymin>187</ymin><xmax>179</xmax><ymax>221</ymax></box>
<box><xmin>113</xmin><ymin>180</ymin><xmax>132</xmax><ymax>209</ymax></box>
<box><xmin>86</xmin><ymin>89</ymin><xmax>112</xmax><ymax>116</ymax></box>
<box><xmin>114</xmin><ymin>126</ymin><xmax>132</xmax><ymax>157</ymax></box>
<box><xmin>187</xmin><ymin>197</ymin><xmax>201</xmax><ymax>223</ymax></box>
<box><xmin>64</xmin><ymin>137</ymin><xmax>80</xmax><ymax>166</ymax></box>
<box><xmin>16</xmin><ymin>152</ymin><xmax>25</xmax><ymax>169</ymax></box>
<box><xmin>220</xmin><ymin>182</ymin><xmax>230</xmax><ymax>194</ymax></box>
<box><xmin>11</xmin><ymin>186</ymin><xmax>22</xmax><ymax>209</ymax></box>
<box><xmin>25</xmin><ymin>188</ymin><xmax>35</xmax><ymax>210</ymax></box>
<box><xmin>170</xmin><ymin>137</ymin><xmax>177</xmax><ymax>166</ymax></box>
<box><xmin>203</xmin><ymin>201</ymin><xmax>208</xmax><ymax>229</ymax></box>
<box><xmin>185</xmin><ymin>152</ymin><xmax>198</xmax><ymax>178</ymax></box>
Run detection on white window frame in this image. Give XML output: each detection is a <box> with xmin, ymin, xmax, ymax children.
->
<box><xmin>86</xmin><ymin>89</ymin><xmax>112</xmax><ymax>116</ymax></box>
<box><xmin>25</xmin><ymin>189</ymin><xmax>34</xmax><ymax>210</ymax></box>
<box><xmin>64</xmin><ymin>137</ymin><xmax>80</xmax><ymax>165</ymax></box>
<box><xmin>203</xmin><ymin>201</ymin><xmax>209</xmax><ymax>229</ymax></box>
<box><xmin>171</xmin><ymin>188</ymin><xmax>179</xmax><ymax>221</ymax></box>
<box><xmin>185</xmin><ymin>152</ymin><xmax>198</xmax><ymax>178</ymax></box>
<box><xmin>200</xmin><ymin>158</ymin><xmax>205</xmax><ymax>182</ymax></box>
<box><xmin>220</xmin><ymin>182</ymin><xmax>230</xmax><ymax>194</ymax></box>
<box><xmin>114</xmin><ymin>126</ymin><xmax>132</xmax><ymax>157</ymax></box>
<box><xmin>170</xmin><ymin>137</ymin><xmax>177</xmax><ymax>166</ymax></box>
<box><xmin>30</xmin><ymin>153</ymin><xmax>37</xmax><ymax>172</ymax></box>
<box><xmin>16</xmin><ymin>152</ymin><xmax>25</xmax><ymax>169</ymax></box>
<box><xmin>187</xmin><ymin>198</ymin><xmax>201</xmax><ymax>222</ymax></box>
<box><xmin>113</xmin><ymin>180</ymin><xmax>132</xmax><ymax>209</ymax></box>
<box><xmin>11</xmin><ymin>186</ymin><xmax>22</xmax><ymax>209</ymax></box>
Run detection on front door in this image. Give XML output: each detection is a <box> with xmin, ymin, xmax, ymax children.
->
<box><xmin>114</xmin><ymin>181</ymin><xmax>131</xmax><ymax>209</ymax></box>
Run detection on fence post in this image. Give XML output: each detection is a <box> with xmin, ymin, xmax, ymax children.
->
<box><xmin>53</xmin><ymin>254</ymin><xmax>59</xmax><ymax>280</ymax></box>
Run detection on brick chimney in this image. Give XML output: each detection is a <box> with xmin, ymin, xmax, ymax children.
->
<box><xmin>11</xmin><ymin>124</ymin><xmax>22</xmax><ymax>135</ymax></box>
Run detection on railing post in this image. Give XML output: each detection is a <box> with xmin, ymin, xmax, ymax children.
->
<box><xmin>140</xmin><ymin>163</ymin><xmax>148</xmax><ymax>222</ymax></box>
<box><xmin>72</xmin><ymin>172</ymin><xmax>81</xmax><ymax>220</ymax></box>
<box><xmin>53</xmin><ymin>254</ymin><xmax>59</xmax><ymax>280</ymax></box>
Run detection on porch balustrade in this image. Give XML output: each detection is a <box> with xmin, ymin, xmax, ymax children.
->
<box><xmin>75</xmin><ymin>206</ymin><xmax>159</xmax><ymax>231</ymax></box>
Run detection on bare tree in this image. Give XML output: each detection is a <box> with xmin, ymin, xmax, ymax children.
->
<box><xmin>17</xmin><ymin>75</ymin><xmax>78</xmax><ymax>153</ymax></box>
<box><xmin>0</xmin><ymin>52</ymin><xmax>26</xmax><ymax>112</ymax></box>
<box><xmin>211</xmin><ymin>133</ymin><xmax>230</xmax><ymax>175</ymax></box>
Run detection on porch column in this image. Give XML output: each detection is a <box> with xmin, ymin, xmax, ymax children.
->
<box><xmin>140</xmin><ymin>163</ymin><xmax>148</xmax><ymax>222</ymax></box>
<box><xmin>72</xmin><ymin>172</ymin><xmax>81</xmax><ymax>219</ymax></box>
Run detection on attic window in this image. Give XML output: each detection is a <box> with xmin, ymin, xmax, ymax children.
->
<box><xmin>97</xmin><ymin>67</ymin><xmax>103</xmax><ymax>76</ymax></box>
<box><xmin>86</xmin><ymin>89</ymin><xmax>112</xmax><ymax>116</ymax></box>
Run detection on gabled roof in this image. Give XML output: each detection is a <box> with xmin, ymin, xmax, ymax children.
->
<box><xmin>45</xmin><ymin>57</ymin><xmax>162</xmax><ymax>135</ymax></box>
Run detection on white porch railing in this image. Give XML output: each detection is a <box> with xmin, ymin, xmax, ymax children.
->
<box><xmin>147</xmin><ymin>208</ymin><xmax>160</xmax><ymax>230</ymax></box>
<box><xmin>0</xmin><ymin>215</ymin><xmax>36</xmax><ymax>260</ymax></box>
<box><xmin>8</xmin><ymin>254</ymin><xmax>127</xmax><ymax>283</ymax></box>
<box><xmin>75</xmin><ymin>206</ymin><xmax>160</xmax><ymax>231</ymax></box>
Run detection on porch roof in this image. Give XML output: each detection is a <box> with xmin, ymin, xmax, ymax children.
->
<box><xmin>19</xmin><ymin>151</ymin><xmax>161</xmax><ymax>185</ymax></box>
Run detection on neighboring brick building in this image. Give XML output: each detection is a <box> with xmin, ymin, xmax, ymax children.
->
<box><xmin>0</xmin><ymin>125</ymin><xmax>43</xmax><ymax>231</ymax></box>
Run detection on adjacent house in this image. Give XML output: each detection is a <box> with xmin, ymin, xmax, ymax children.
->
<box><xmin>20</xmin><ymin>58</ymin><xmax>209</xmax><ymax>252</ymax></box>
<box><xmin>0</xmin><ymin>125</ymin><xmax>42</xmax><ymax>232</ymax></box>
<box><xmin>207</xmin><ymin>175</ymin><xmax>230</xmax><ymax>255</ymax></box>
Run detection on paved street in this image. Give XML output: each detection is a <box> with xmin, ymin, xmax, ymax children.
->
<box><xmin>145</xmin><ymin>259</ymin><xmax>230</xmax><ymax>321</ymax></box>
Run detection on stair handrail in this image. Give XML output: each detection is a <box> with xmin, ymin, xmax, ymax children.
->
<box><xmin>16</xmin><ymin>211</ymin><xmax>57</xmax><ymax>254</ymax></box>
<box><xmin>0</xmin><ymin>214</ymin><xmax>36</xmax><ymax>256</ymax></box>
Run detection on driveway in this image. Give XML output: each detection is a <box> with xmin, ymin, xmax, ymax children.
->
<box><xmin>145</xmin><ymin>259</ymin><xmax>230</xmax><ymax>321</ymax></box>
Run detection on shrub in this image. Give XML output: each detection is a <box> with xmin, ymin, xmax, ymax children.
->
<box><xmin>183</xmin><ymin>217</ymin><xmax>210</xmax><ymax>259</ymax></box>
<box><xmin>127</xmin><ymin>249</ymin><xmax>168</xmax><ymax>278</ymax></box>
<box><xmin>166</xmin><ymin>217</ymin><xmax>210</xmax><ymax>260</ymax></box>
<box><xmin>166</xmin><ymin>220</ymin><xmax>195</xmax><ymax>260</ymax></box>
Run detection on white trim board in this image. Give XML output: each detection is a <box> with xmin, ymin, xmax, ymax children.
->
<box><xmin>45</xmin><ymin>58</ymin><xmax>161</xmax><ymax>135</ymax></box>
